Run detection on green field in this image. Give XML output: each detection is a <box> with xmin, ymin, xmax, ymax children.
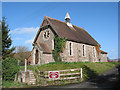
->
<box><xmin>21</xmin><ymin>62</ymin><xmax>120</xmax><ymax>80</ymax></box>
<box><xmin>3</xmin><ymin>62</ymin><xmax>120</xmax><ymax>88</ymax></box>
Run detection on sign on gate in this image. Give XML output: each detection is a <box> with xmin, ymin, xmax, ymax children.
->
<box><xmin>48</xmin><ymin>71</ymin><xmax>60</xmax><ymax>79</ymax></box>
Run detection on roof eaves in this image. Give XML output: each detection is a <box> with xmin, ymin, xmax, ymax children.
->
<box><xmin>33</xmin><ymin>28</ymin><xmax>41</xmax><ymax>44</ymax></box>
<box><xmin>33</xmin><ymin>15</ymin><xmax>47</xmax><ymax>44</ymax></box>
<box><xmin>73</xmin><ymin>25</ymin><xmax>101</xmax><ymax>47</ymax></box>
<box><xmin>46</xmin><ymin>16</ymin><xmax>62</xmax><ymax>38</ymax></box>
<box><xmin>100</xmin><ymin>50</ymin><xmax>108</xmax><ymax>54</ymax></box>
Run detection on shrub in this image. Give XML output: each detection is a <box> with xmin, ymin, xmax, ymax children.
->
<box><xmin>52</xmin><ymin>35</ymin><xmax>66</xmax><ymax>62</ymax></box>
<box><xmin>52</xmin><ymin>49</ymin><xmax>59</xmax><ymax>62</ymax></box>
<box><xmin>2</xmin><ymin>57</ymin><xmax>19</xmax><ymax>81</ymax></box>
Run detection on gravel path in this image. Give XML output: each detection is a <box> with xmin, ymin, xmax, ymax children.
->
<box><xmin>46</xmin><ymin>66</ymin><xmax>120</xmax><ymax>89</ymax></box>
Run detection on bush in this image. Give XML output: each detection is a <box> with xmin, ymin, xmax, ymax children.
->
<box><xmin>2</xmin><ymin>57</ymin><xmax>19</xmax><ymax>81</ymax></box>
<box><xmin>52</xmin><ymin>50</ymin><xmax>59</xmax><ymax>62</ymax></box>
<box><xmin>52</xmin><ymin>35</ymin><xmax>66</xmax><ymax>62</ymax></box>
<box><xmin>19</xmin><ymin>61</ymin><xmax>24</xmax><ymax>66</ymax></box>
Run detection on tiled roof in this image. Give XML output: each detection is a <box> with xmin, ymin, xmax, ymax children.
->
<box><xmin>100</xmin><ymin>50</ymin><xmax>107</xmax><ymax>54</ymax></box>
<box><xmin>33</xmin><ymin>15</ymin><xmax>101</xmax><ymax>48</ymax></box>
<box><xmin>13</xmin><ymin>51</ymin><xmax>32</xmax><ymax>59</ymax></box>
<box><xmin>38</xmin><ymin>42</ymin><xmax>51</xmax><ymax>54</ymax></box>
<box><xmin>46</xmin><ymin>16</ymin><xmax>100</xmax><ymax>46</ymax></box>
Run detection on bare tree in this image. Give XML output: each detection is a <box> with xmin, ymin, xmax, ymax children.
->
<box><xmin>16</xmin><ymin>46</ymin><xmax>29</xmax><ymax>53</ymax></box>
<box><xmin>14</xmin><ymin>46</ymin><xmax>31</xmax><ymax>66</ymax></box>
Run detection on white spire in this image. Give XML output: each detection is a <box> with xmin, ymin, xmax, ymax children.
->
<box><xmin>65</xmin><ymin>12</ymin><xmax>71</xmax><ymax>20</ymax></box>
<box><xmin>65</xmin><ymin>12</ymin><xmax>73</xmax><ymax>27</ymax></box>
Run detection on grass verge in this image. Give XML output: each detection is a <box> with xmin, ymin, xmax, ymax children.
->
<box><xmin>19</xmin><ymin>62</ymin><xmax>120</xmax><ymax>86</ymax></box>
<box><xmin>2</xmin><ymin>81</ymin><xmax>28</xmax><ymax>88</ymax></box>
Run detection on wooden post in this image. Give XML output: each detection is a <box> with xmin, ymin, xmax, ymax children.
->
<box><xmin>81</xmin><ymin>68</ymin><xmax>82</xmax><ymax>79</ymax></box>
<box><xmin>24</xmin><ymin>59</ymin><xmax>27</xmax><ymax>82</ymax></box>
<box><xmin>25</xmin><ymin>59</ymin><xmax>27</xmax><ymax>72</ymax></box>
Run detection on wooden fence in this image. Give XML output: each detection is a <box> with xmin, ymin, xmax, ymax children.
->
<box><xmin>39</xmin><ymin>68</ymin><xmax>82</xmax><ymax>82</ymax></box>
<box><xmin>27</xmin><ymin>65</ymin><xmax>83</xmax><ymax>86</ymax></box>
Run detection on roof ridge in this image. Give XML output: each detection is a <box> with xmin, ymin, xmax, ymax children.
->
<box><xmin>46</xmin><ymin>16</ymin><xmax>85</xmax><ymax>30</ymax></box>
<box><xmin>73</xmin><ymin>24</ymin><xmax>85</xmax><ymax>31</ymax></box>
<box><xmin>33</xmin><ymin>15</ymin><xmax>100</xmax><ymax>47</ymax></box>
<box><xmin>46</xmin><ymin>16</ymin><xmax>67</xmax><ymax>24</ymax></box>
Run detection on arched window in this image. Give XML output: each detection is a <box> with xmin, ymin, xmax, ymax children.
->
<box><xmin>35</xmin><ymin>50</ymin><xmax>39</xmax><ymax>64</ymax></box>
<box><xmin>69</xmin><ymin>43</ymin><xmax>72</xmax><ymax>56</ymax></box>
<box><xmin>93</xmin><ymin>47</ymin><xmax>96</xmax><ymax>57</ymax></box>
<box><xmin>83</xmin><ymin>45</ymin><xmax>85</xmax><ymax>56</ymax></box>
<box><xmin>43</xmin><ymin>30</ymin><xmax>50</xmax><ymax>39</ymax></box>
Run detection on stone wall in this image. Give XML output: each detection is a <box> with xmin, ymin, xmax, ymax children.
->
<box><xmin>31</xmin><ymin>24</ymin><xmax>107</xmax><ymax>64</ymax></box>
<box><xmin>31</xmin><ymin>48</ymin><xmax>35</xmax><ymax>65</ymax></box>
<box><xmin>36</xmin><ymin>27</ymin><xmax>55</xmax><ymax>51</ymax></box>
<box><xmin>99</xmin><ymin>53</ymin><xmax>107</xmax><ymax>62</ymax></box>
<box><xmin>41</xmin><ymin>54</ymin><xmax>54</xmax><ymax>65</ymax></box>
<box><xmin>18</xmin><ymin>71</ymin><xmax>26</xmax><ymax>83</ymax></box>
<box><xmin>60</xmin><ymin>41</ymin><xmax>99</xmax><ymax>62</ymax></box>
<box><xmin>31</xmin><ymin>45</ymin><xmax>45</xmax><ymax>65</ymax></box>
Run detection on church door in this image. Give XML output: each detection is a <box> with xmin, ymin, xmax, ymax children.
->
<box><xmin>35</xmin><ymin>50</ymin><xmax>39</xmax><ymax>64</ymax></box>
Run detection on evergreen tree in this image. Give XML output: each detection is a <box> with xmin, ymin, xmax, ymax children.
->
<box><xmin>0</xmin><ymin>19</ymin><xmax>2</xmax><ymax>58</ymax></box>
<box><xmin>2</xmin><ymin>17</ymin><xmax>15</xmax><ymax>60</ymax></box>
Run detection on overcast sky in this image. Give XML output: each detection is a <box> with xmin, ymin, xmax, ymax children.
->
<box><xmin>2</xmin><ymin>2</ymin><xmax>118</xmax><ymax>59</ymax></box>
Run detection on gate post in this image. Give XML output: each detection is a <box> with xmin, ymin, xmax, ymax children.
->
<box><xmin>81</xmin><ymin>68</ymin><xmax>82</xmax><ymax>79</ymax></box>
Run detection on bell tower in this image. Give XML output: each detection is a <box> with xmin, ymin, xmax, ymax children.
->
<box><xmin>65</xmin><ymin>12</ymin><xmax>73</xmax><ymax>27</ymax></box>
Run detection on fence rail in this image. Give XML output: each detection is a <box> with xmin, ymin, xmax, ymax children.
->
<box><xmin>44</xmin><ymin>68</ymin><xmax>81</xmax><ymax>73</ymax></box>
<box><xmin>40</xmin><ymin>68</ymin><xmax>82</xmax><ymax>82</ymax></box>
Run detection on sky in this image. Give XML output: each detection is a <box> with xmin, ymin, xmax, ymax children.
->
<box><xmin>2</xmin><ymin>2</ymin><xmax>118</xmax><ymax>59</ymax></box>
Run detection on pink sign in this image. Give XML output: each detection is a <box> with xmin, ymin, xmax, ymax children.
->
<box><xmin>49</xmin><ymin>71</ymin><xmax>59</xmax><ymax>79</ymax></box>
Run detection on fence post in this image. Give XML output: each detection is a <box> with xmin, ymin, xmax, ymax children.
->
<box><xmin>24</xmin><ymin>59</ymin><xmax>27</xmax><ymax>82</ymax></box>
<box><xmin>81</xmin><ymin>68</ymin><xmax>82</xmax><ymax>79</ymax></box>
<box><xmin>25</xmin><ymin>59</ymin><xmax>27</xmax><ymax>72</ymax></box>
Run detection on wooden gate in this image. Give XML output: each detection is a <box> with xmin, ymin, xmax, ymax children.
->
<box><xmin>37</xmin><ymin>68</ymin><xmax>83</xmax><ymax>86</ymax></box>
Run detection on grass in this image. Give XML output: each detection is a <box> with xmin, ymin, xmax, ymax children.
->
<box><xmin>19</xmin><ymin>62</ymin><xmax>120</xmax><ymax>86</ymax></box>
<box><xmin>24</xmin><ymin>62</ymin><xmax>119</xmax><ymax>71</ymax></box>
<box><xmin>21</xmin><ymin>62</ymin><xmax>119</xmax><ymax>77</ymax></box>
<box><xmin>2</xmin><ymin>80</ymin><xmax>28</xmax><ymax>88</ymax></box>
<box><xmin>20</xmin><ymin>62</ymin><xmax>120</xmax><ymax>75</ymax></box>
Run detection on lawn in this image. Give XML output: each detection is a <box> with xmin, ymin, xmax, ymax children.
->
<box><xmin>4</xmin><ymin>62</ymin><xmax>120</xmax><ymax>88</ymax></box>
<box><xmin>20</xmin><ymin>62</ymin><xmax>120</xmax><ymax>80</ymax></box>
<box><xmin>2</xmin><ymin>81</ymin><xmax>28</xmax><ymax>88</ymax></box>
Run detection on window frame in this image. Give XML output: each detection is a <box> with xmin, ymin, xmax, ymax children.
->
<box><xmin>93</xmin><ymin>47</ymin><xmax>96</xmax><ymax>57</ymax></box>
<box><xmin>69</xmin><ymin>43</ymin><xmax>72</xmax><ymax>56</ymax></box>
<box><xmin>43</xmin><ymin>30</ymin><xmax>50</xmax><ymax>40</ymax></box>
<box><xmin>82</xmin><ymin>44</ymin><xmax>86</xmax><ymax>57</ymax></box>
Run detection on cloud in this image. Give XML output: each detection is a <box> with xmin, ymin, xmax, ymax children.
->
<box><xmin>10</xmin><ymin>27</ymin><xmax>39</xmax><ymax>46</ymax></box>
<box><xmin>25</xmin><ymin>39</ymin><xmax>33</xmax><ymax>44</ymax></box>
<box><xmin>11</xmin><ymin>27</ymin><xmax>39</xmax><ymax>34</ymax></box>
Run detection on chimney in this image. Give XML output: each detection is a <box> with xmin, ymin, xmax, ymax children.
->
<box><xmin>65</xmin><ymin>12</ymin><xmax>73</xmax><ymax>27</ymax></box>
